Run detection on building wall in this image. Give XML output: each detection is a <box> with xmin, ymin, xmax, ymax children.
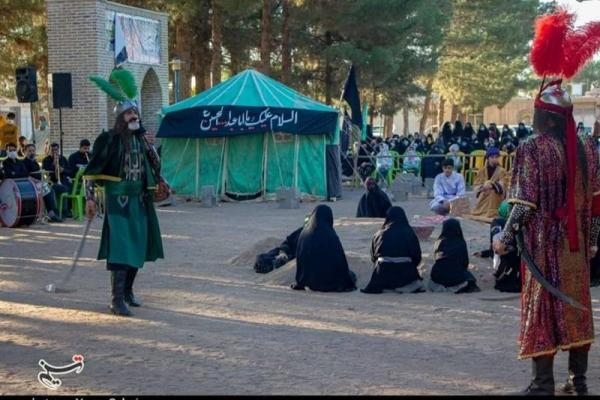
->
<box><xmin>46</xmin><ymin>0</ymin><xmax>168</xmax><ymax>154</ymax></box>
<box><xmin>484</xmin><ymin>96</ymin><xmax>600</xmax><ymax>128</ymax></box>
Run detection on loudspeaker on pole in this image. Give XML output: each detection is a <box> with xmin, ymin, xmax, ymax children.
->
<box><xmin>51</xmin><ymin>73</ymin><xmax>73</xmax><ymax>109</ymax></box>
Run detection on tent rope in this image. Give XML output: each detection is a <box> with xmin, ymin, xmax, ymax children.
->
<box><xmin>171</xmin><ymin>138</ymin><xmax>191</xmax><ymax>185</ymax></box>
<box><xmin>217</xmin><ymin>137</ymin><xmax>227</xmax><ymax>195</ymax></box>
<box><xmin>271</xmin><ymin>132</ymin><xmax>285</xmax><ymax>188</ymax></box>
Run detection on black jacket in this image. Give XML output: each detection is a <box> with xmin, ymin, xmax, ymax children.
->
<box><xmin>68</xmin><ymin>151</ymin><xmax>91</xmax><ymax>177</ymax></box>
<box><xmin>42</xmin><ymin>155</ymin><xmax>71</xmax><ymax>184</ymax></box>
<box><xmin>1</xmin><ymin>158</ymin><xmax>29</xmax><ymax>179</ymax></box>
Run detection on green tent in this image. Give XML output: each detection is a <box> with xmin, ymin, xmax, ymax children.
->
<box><xmin>157</xmin><ymin>69</ymin><xmax>339</xmax><ymax>200</ymax></box>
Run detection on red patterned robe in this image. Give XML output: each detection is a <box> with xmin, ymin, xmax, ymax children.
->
<box><xmin>507</xmin><ymin>133</ymin><xmax>598</xmax><ymax>359</ymax></box>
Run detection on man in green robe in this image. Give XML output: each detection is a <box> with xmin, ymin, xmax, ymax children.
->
<box><xmin>85</xmin><ymin>96</ymin><xmax>164</xmax><ymax>316</ymax></box>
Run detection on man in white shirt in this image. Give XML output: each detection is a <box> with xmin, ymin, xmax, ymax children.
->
<box><xmin>430</xmin><ymin>158</ymin><xmax>466</xmax><ymax>215</ymax></box>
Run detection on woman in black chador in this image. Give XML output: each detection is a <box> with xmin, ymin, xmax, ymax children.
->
<box><xmin>428</xmin><ymin>218</ymin><xmax>480</xmax><ymax>293</ymax></box>
<box><xmin>440</xmin><ymin>121</ymin><xmax>453</xmax><ymax>149</ymax></box>
<box><xmin>490</xmin><ymin>218</ymin><xmax>521</xmax><ymax>293</ymax></box>
<box><xmin>356</xmin><ymin>177</ymin><xmax>392</xmax><ymax>218</ymax></box>
<box><xmin>361</xmin><ymin>207</ymin><xmax>425</xmax><ymax>294</ymax></box>
<box><xmin>464</xmin><ymin>122</ymin><xmax>476</xmax><ymax>140</ymax></box>
<box><xmin>292</xmin><ymin>205</ymin><xmax>357</xmax><ymax>292</ymax></box>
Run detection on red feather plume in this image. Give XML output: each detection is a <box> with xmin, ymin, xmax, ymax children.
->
<box><xmin>530</xmin><ymin>9</ymin><xmax>572</xmax><ymax>77</ymax></box>
<box><xmin>530</xmin><ymin>7</ymin><xmax>600</xmax><ymax>79</ymax></box>
<box><xmin>562</xmin><ymin>21</ymin><xmax>600</xmax><ymax>78</ymax></box>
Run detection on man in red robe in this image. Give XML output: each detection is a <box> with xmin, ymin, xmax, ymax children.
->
<box><xmin>494</xmin><ymin>9</ymin><xmax>600</xmax><ymax>395</ymax></box>
<box><xmin>494</xmin><ymin>82</ymin><xmax>600</xmax><ymax>395</ymax></box>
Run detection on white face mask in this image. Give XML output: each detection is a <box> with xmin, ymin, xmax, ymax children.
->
<box><xmin>128</xmin><ymin>120</ymin><xmax>140</xmax><ymax>131</ymax></box>
<box><xmin>7</xmin><ymin>151</ymin><xmax>17</xmax><ymax>159</ymax></box>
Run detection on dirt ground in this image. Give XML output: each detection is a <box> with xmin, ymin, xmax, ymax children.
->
<box><xmin>1</xmin><ymin>188</ymin><xmax>599</xmax><ymax>395</ymax></box>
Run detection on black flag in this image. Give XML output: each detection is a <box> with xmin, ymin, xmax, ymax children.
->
<box><xmin>341</xmin><ymin>65</ymin><xmax>363</xmax><ymax>130</ymax></box>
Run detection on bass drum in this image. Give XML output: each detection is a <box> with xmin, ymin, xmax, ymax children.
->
<box><xmin>0</xmin><ymin>178</ymin><xmax>42</xmax><ymax>228</ymax></box>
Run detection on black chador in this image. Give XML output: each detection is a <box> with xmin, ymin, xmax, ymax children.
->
<box><xmin>429</xmin><ymin>218</ymin><xmax>480</xmax><ymax>293</ymax></box>
<box><xmin>292</xmin><ymin>205</ymin><xmax>356</xmax><ymax>292</ymax></box>
<box><xmin>362</xmin><ymin>207</ymin><xmax>424</xmax><ymax>294</ymax></box>
<box><xmin>254</xmin><ymin>227</ymin><xmax>303</xmax><ymax>274</ymax></box>
<box><xmin>492</xmin><ymin>218</ymin><xmax>521</xmax><ymax>293</ymax></box>
<box><xmin>356</xmin><ymin>178</ymin><xmax>392</xmax><ymax>218</ymax></box>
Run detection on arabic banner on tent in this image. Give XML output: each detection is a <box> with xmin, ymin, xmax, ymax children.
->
<box><xmin>157</xmin><ymin>106</ymin><xmax>338</xmax><ymax>138</ymax></box>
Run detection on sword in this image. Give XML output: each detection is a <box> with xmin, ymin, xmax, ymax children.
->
<box><xmin>44</xmin><ymin>218</ymin><xmax>93</xmax><ymax>293</ymax></box>
<box><xmin>516</xmin><ymin>232</ymin><xmax>588</xmax><ymax>312</ymax></box>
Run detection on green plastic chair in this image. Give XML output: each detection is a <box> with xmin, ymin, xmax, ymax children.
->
<box><xmin>369</xmin><ymin>165</ymin><xmax>393</xmax><ymax>187</ymax></box>
<box><xmin>59</xmin><ymin>168</ymin><xmax>86</xmax><ymax>220</ymax></box>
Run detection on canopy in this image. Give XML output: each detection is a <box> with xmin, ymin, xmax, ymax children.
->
<box><xmin>157</xmin><ymin>69</ymin><xmax>338</xmax><ymax>138</ymax></box>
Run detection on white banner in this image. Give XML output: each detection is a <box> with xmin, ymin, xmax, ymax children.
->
<box><xmin>114</xmin><ymin>13</ymin><xmax>160</xmax><ymax>65</ymax></box>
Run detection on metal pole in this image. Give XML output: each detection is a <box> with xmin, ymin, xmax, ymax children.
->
<box><xmin>174</xmin><ymin>70</ymin><xmax>180</xmax><ymax>103</ymax></box>
<box><xmin>30</xmin><ymin>104</ymin><xmax>36</xmax><ymax>145</ymax></box>
<box><xmin>59</xmin><ymin>107</ymin><xmax>63</xmax><ymax>156</ymax></box>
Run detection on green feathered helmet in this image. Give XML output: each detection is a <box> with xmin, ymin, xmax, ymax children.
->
<box><xmin>89</xmin><ymin>68</ymin><xmax>139</xmax><ymax>116</ymax></box>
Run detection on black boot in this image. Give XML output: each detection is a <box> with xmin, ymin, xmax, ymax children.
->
<box><xmin>509</xmin><ymin>356</ymin><xmax>555</xmax><ymax>395</ymax></box>
<box><xmin>124</xmin><ymin>268</ymin><xmax>142</xmax><ymax>307</ymax></box>
<box><xmin>561</xmin><ymin>349</ymin><xmax>588</xmax><ymax>395</ymax></box>
<box><xmin>523</xmin><ymin>356</ymin><xmax>555</xmax><ymax>395</ymax></box>
<box><xmin>110</xmin><ymin>270</ymin><xmax>132</xmax><ymax>316</ymax></box>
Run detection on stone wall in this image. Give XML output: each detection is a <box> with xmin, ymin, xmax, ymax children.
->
<box><xmin>46</xmin><ymin>0</ymin><xmax>168</xmax><ymax>154</ymax></box>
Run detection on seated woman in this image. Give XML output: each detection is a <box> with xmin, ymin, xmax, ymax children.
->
<box><xmin>292</xmin><ymin>205</ymin><xmax>357</xmax><ymax>292</ymax></box>
<box><xmin>361</xmin><ymin>207</ymin><xmax>425</xmax><ymax>294</ymax></box>
<box><xmin>356</xmin><ymin>177</ymin><xmax>392</xmax><ymax>218</ymax></box>
<box><xmin>474</xmin><ymin>200</ymin><xmax>510</xmax><ymax>258</ymax></box>
<box><xmin>491</xmin><ymin>217</ymin><xmax>521</xmax><ymax>293</ymax></box>
<box><xmin>428</xmin><ymin>218</ymin><xmax>480</xmax><ymax>293</ymax></box>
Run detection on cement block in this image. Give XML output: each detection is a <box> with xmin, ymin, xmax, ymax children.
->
<box><xmin>201</xmin><ymin>185</ymin><xmax>217</xmax><ymax>207</ymax></box>
<box><xmin>277</xmin><ymin>187</ymin><xmax>300</xmax><ymax>209</ymax></box>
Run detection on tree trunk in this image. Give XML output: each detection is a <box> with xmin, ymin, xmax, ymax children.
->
<box><xmin>437</xmin><ymin>96</ymin><xmax>445</xmax><ymax>128</ymax></box>
<box><xmin>210</xmin><ymin>1</ymin><xmax>222</xmax><ymax>87</ymax></box>
<box><xmin>450</xmin><ymin>104</ymin><xmax>459</xmax><ymax>122</ymax></box>
<box><xmin>384</xmin><ymin>115</ymin><xmax>394</xmax><ymax>138</ymax></box>
<box><xmin>260</xmin><ymin>0</ymin><xmax>272</xmax><ymax>74</ymax></box>
<box><xmin>419</xmin><ymin>77</ymin><xmax>434</xmax><ymax>134</ymax></box>
<box><xmin>403</xmin><ymin>107</ymin><xmax>410</xmax><ymax>136</ymax></box>
<box><xmin>369</xmin><ymin>90</ymin><xmax>377</xmax><ymax>128</ymax></box>
<box><xmin>280</xmin><ymin>0</ymin><xmax>291</xmax><ymax>83</ymax></box>
<box><xmin>175</xmin><ymin>22</ymin><xmax>192</xmax><ymax>99</ymax></box>
<box><xmin>229</xmin><ymin>48</ymin><xmax>242</xmax><ymax>75</ymax></box>
<box><xmin>192</xmin><ymin>4</ymin><xmax>211</xmax><ymax>94</ymax></box>
<box><xmin>323</xmin><ymin>31</ymin><xmax>335</xmax><ymax>105</ymax></box>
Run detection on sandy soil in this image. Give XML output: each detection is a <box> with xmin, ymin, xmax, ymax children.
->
<box><xmin>1</xmin><ymin>188</ymin><xmax>599</xmax><ymax>395</ymax></box>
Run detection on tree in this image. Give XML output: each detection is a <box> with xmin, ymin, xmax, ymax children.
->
<box><xmin>434</xmin><ymin>0</ymin><xmax>539</xmax><ymax>114</ymax></box>
<box><xmin>259</xmin><ymin>0</ymin><xmax>272</xmax><ymax>74</ymax></box>
<box><xmin>573</xmin><ymin>60</ymin><xmax>600</xmax><ymax>94</ymax></box>
<box><xmin>290</xmin><ymin>0</ymin><xmax>449</xmax><ymax>109</ymax></box>
<box><xmin>0</xmin><ymin>0</ymin><xmax>46</xmax><ymax>100</ymax></box>
<box><xmin>210</xmin><ymin>0</ymin><xmax>223</xmax><ymax>86</ymax></box>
